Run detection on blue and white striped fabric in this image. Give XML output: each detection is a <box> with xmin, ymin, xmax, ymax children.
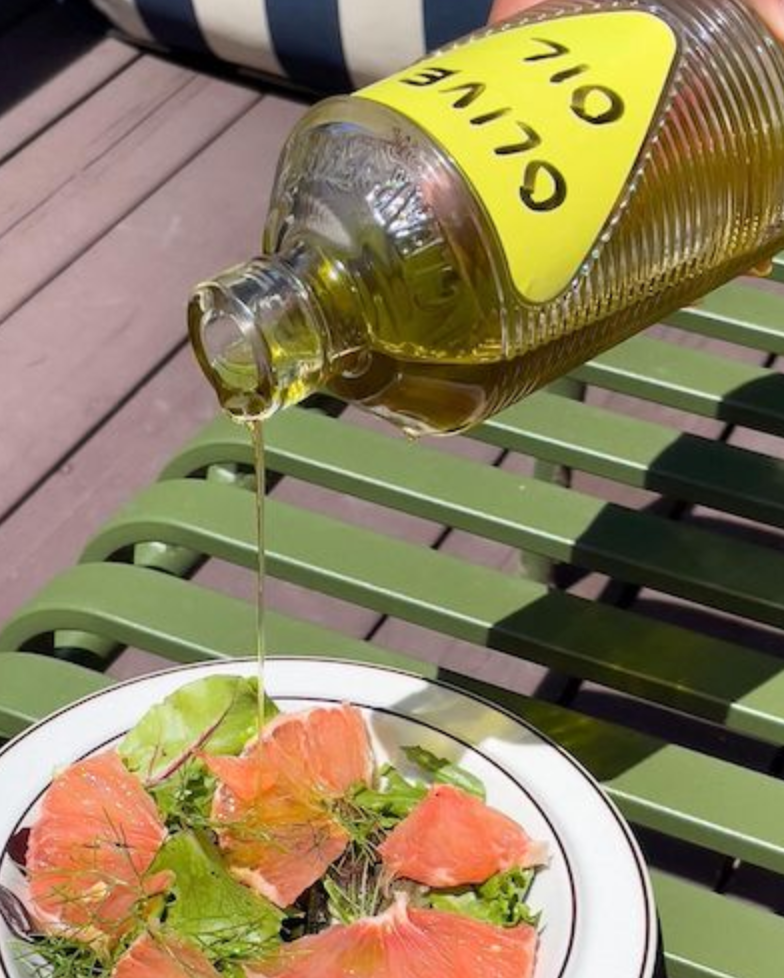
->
<box><xmin>89</xmin><ymin>0</ymin><xmax>495</xmax><ymax>92</ymax></box>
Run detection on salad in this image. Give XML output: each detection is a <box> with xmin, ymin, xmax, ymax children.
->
<box><xmin>1</xmin><ymin>675</ymin><xmax>547</xmax><ymax>978</ymax></box>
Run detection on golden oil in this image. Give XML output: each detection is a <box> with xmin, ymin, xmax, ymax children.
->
<box><xmin>190</xmin><ymin>0</ymin><xmax>784</xmax><ymax>436</ymax></box>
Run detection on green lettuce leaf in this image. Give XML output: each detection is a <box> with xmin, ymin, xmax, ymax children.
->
<box><xmin>351</xmin><ymin>746</ymin><xmax>486</xmax><ymax>827</ymax></box>
<box><xmin>351</xmin><ymin>764</ymin><xmax>427</xmax><ymax>823</ymax></box>
<box><xmin>119</xmin><ymin>675</ymin><xmax>277</xmax><ymax>825</ymax></box>
<box><xmin>152</xmin><ymin>830</ymin><xmax>283</xmax><ymax>964</ymax></box>
<box><xmin>120</xmin><ymin>675</ymin><xmax>276</xmax><ymax>784</ymax></box>
<box><xmin>146</xmin><ymin>761</ymin><xmax>218</xmax><ymax>829</ymax></box>
<box><xmin>402</xmin><ymin>745</ymin><xmax>485</xmax><ymax>800</ymax></box>
<box><xmin>430</xmin><ymin>868</ymin><xmax>540</xmax><ymax>928</ymax></box>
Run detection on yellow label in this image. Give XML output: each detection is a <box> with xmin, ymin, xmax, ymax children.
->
<box><xmin>358</xmin><ymin>11</ymin><xmax>678</xmax><ymax>304</ymax></box>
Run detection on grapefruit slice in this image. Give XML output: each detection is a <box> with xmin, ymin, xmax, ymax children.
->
<box><xmin>26</xmin><ymin>750</ymin><xmax>171</xmax><ymax>945</ymax></box>
<box><xmin>247</xmin><ymin>893</ymin><xmax>538</xmax><ymax>978</ymax></box>
<box><xmin>378</xmin><ymin>784</ymin><xmax>547</xmax><ymax>887</ymax></box>
<box><xmin>112</xmin><ymin>932</ymin><xmax>220</xmax><ymax>978</ymax></box>
<box><xmin>206</xmin><ymin>704</ymin><xmax>373</xmax><ymax>908</ymax></box>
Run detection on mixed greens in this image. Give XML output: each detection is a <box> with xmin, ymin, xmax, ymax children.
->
<box><xmin>4</xmin><ymin>675</ymin><xmax>542</xmax><ymax>977</ymax></box>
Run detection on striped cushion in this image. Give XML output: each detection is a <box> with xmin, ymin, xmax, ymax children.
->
<box><xmin>89</xmin><ymin>0</ymin><xmax>495</xmax><ymax>92</ymax></box>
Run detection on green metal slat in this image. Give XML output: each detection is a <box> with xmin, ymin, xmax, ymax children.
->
<box><xmin>478</xmin><ymin>393</ymin><xmax>784</xmax><ymax>527</ymax></box>
<box><xmin>167</xmin><ymin>338</ymin><xmax>784</xmax><ymax>442</ymax></box>
<box><xmin>4</xmin><ymin>564</ymin><xmax>784</xmax><ymax>880</ymax></box>
<box><xmin>158</xmin><ymin>410</ymin><xmax>784</xmax><ymax>630</ymax></box>
<box><xmin>163</xmin><ymin>405</ymin><xmax>784</xmax><ymax>531</ymax></box>
<box><xmin>652</xmin><ymin>871</ymin><xmax>784</xmax><ymax>978</ymax></box>
<box><xmin>3</xmin><ymin>567</ymin><xmax>783</xmax><ymax>978</ymax></box>
<box><xmin>160</xmin><ymin>414</ymin><xmax>250</xmax><ymax>480</ymax></box>
<box><xmin>71</xmin><ymin>479</ymin><xmax>784</xmax><ymax>745</ymax></box>
<box><xmin>268</xmin><ymin>411</ymin><xmax>784</xmax><ymax>628</ymax></box>
<box><xmin>574</xmin><ymin>334</ymin><xmax>784</xmax><ymax>434</ymax></box>
<box><xmin>770</xmin><ymin>252</ymin><xmax>784</xmax><ymax>284</ymax></box>
<box><xmin>0</xmin><ymin>563</ymin><xmax>423</xmax><ymax>674</ymax></box>
<box><xmin>667</xmin><ymin>281</ymin><xmax>784</xmax><ymax>355</ymax></box>
<box><xmin>456</xmin><ymin>674</ymin><xmax>784</xmax><ymax>879</ymax></box>
<box><xmin>0</xmin><ymin>652</ymin><xmax>112</xmax><ymax>740</ymax></box>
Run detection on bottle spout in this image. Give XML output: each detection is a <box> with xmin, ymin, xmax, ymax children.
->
<box><xmin>189</xmin><ymin>274</ymin><xmax>269</xmax><ymax>419</ymax></box>
<box><xmin>188</xmin><ymin>258</ymin><xmax>330</xmax><ymax>421</ymax></box>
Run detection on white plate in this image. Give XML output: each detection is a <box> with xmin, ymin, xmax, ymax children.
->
<box><xmin>0</xmin><ymin>658</ymin><xmax>657</xmax><ymax>978</ymax></box>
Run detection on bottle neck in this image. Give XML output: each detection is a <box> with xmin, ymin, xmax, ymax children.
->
<box><xmin>189</xmin><ymin>252</ymin><xmax>358</xmax><ymax>420</ymax></box>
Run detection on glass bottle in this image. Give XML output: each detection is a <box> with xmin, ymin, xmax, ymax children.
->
<box><xmin>189</xmin><ymin>0</ymin><xmax>784</xmax><ymax>437</ymax></box>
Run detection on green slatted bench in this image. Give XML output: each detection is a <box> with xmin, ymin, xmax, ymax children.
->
<box><xmin>2</xmin><ymin>273</ymin><xmax>784</xmax><ymax>978</ymax></box>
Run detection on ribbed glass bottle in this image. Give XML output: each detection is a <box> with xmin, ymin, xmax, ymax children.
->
<box><xmin>190</xmin><ymin>0</ymin><xmax>784</xmax><ymax>436</ymax></box>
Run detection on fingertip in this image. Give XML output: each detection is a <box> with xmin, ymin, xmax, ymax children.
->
<box><xmin>488</xmin><ymin>0</ymin><xmax>545</xmax><ymax>26</ymax></box>
<box><xmin>748</xmin><ymin>0</ymin><xmax>784</xmax><ymax>42</ymax></box>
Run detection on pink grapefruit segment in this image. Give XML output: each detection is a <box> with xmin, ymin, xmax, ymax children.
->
<box><xmin>206</xmin><ymin>704</ymin><xmax>373</xmax><ymax>908</ymax></box>
<box><xmin>379</xmin><ymin>784</ymin><xmax>547</xmax><ymax>887</ymax></box>
<box><xmin>246</xmin><ymin>894</ymin><xmax>538</xmax><ymax>978</ymax></box>
<box><xmin>26</xmin><ymin>750</ymin><xmax>171</xmax><ymax>945</ymax></box>
<box><xmin>112</xmin><ymin>932</ymin><xmax>221</xmax><ymax>978</ymax></box>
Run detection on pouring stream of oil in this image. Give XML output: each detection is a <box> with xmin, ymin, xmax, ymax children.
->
<box><xmin>249</xmin><ymin>419</ymin><xmax>266</xmax><ymax>731</ymax></box>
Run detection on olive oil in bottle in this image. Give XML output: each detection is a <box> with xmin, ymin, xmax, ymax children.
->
<box><xmin>190</xmin><ymin>0</ymin><xmax>784</xmax><ymax>437</ymax></box>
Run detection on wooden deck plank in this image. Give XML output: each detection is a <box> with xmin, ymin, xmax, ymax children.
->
<box><xmin>0</xmin><ymin>58</ymin><xmax>260</xmax><ymax>323</ymax></box>
<box><xmin>728</xmin><ymin>415</ymin><xmax>784</xmax><ymax>461</ymax></box>
<box><xmin>193</xmin><ymin>560</ymin><xmax>382</xmax><ymax>643</ymax></box>
<box><xmin>585</xmin><ymin>384</ymin><xmax>726</xmax><ymax>439</ymax></box>
<box><xmin>271</xmin><ymin>477</ymin><xmax>441</xmax><ymax>546</ymax></box>
<box><xmin>371</xmin><ymin>613</ymin><xmax>555</xmax><ymax>695</ymax></box>
<box><xmin>108</xmin><ymin>647</ymin><xmax>180</xmax><ymax>681</ymax></box>
<box><xmin>0</xmin><ymin>94</ymin><xmax>306</xmax><ymax>522</ymax></box>
<box><xmin>341</xmin><ymin>404</ymin><xmax>502</xmax><ymax>463</ymax></box>
<box><xmin>0</xmin><ymin>55</ymin><xmax>190</xmax><ymax>236</ymax></box>
<box><xmin>0</xmin><ymin>347</ymin><xmax>217</xmax><ymax>624</ymax></box>
<box><xmin>0</xmin><ymin>4</ymin><xmax>137</xmax><ymax>165</ymax></box>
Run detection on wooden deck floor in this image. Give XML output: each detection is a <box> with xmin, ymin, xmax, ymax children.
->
<box><xmin>2</xmin><ymin>1</ymin><xmax>784</xmax><ymax>910</ymax></box>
